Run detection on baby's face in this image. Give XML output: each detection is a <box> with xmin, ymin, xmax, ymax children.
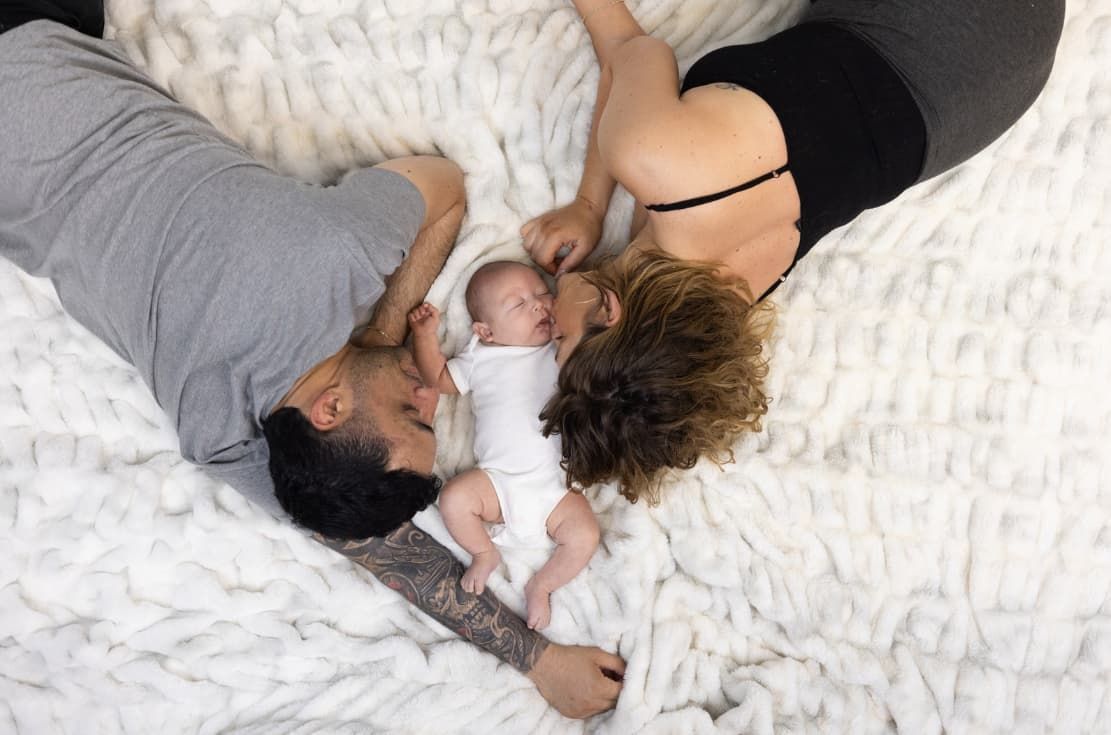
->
<box><xmin>476</xmin><ymin>265</ymin><xmax>554</xmax><ymax>347</ymax></box>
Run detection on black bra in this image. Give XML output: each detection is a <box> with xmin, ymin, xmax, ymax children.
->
<box><xmin>644</xmin><ymin>162</ymin><xmax>799</xmax><ymax>300</ymax></box>
<box><xmin>645</xmin><ymin>162</ymin><xmax>791</xmax><ymax>211</ymax></box>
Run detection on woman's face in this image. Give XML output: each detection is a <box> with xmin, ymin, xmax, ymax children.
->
<box><xmin>551</xmin><ymin>271</ymin><xmax>617</xmax><ymax>365</ymax></box>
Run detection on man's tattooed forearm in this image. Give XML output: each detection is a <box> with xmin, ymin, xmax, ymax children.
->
<box><xmin>315</xmin><ymin>522</ymin><xmax>549</xmax><ymax>673</ymax></box>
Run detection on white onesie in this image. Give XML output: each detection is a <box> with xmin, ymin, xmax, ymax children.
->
<box><xmin>447</xmin><ymin>336</ymin><xmax>568</xmax><ymax>548</ymax></box>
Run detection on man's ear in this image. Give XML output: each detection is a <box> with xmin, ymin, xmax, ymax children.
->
<box><xmin>472</xmin><ymin>321</ymin><xmax>495</xmax><ymax>343</ymax></box>
<box><xmin>308</xmin><ymin>388</ymin><xmax>348</xmax><ymax>432</ymax></box>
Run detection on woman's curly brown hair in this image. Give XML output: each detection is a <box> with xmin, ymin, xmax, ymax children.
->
<box><xmin>541</xmin><ymin>248</ymin><xmax>775</xmax><ymax>504</ymax></box>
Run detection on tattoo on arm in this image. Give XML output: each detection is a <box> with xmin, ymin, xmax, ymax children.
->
<box><xmin>315</xmin><ymin>522</ymin><xmax>549</xmax><ymax>673</ymax></box>
<box><xmin>713</xmin><ymin>82</ymin><xmax>743</xmax><ymax>91</ymax></box>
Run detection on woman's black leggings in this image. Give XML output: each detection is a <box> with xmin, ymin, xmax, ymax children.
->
<box><xmin>0</xmin><ymin>0</ymin><xmax>103</xmax><ymax>37</ymax></box>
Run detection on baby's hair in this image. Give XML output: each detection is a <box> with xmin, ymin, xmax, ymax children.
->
<box><xmin>465</xmin><ymin>260</ymin><xmax>537</xmax><ymax>322</ymax></box>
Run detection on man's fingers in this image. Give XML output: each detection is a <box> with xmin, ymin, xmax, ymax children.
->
<box><xmin>596</xmin><ymin>673</ymin><xmax>622</xmax><ymax>704</ymax></box>
<box><xmin>572</xmin><ymin>679</ymin><xmax>619</xmax><ymax>719</ymax></box>
<box><xmin>595</xmin><ymin>649</ymin><xmax>626</xmax><ymax>678</ymax></box>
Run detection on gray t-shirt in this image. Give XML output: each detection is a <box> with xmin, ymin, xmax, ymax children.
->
<box><xmin>0</xmin><ymin>22</ymin><xmax>425</xmax><ymax>516</ymax></box>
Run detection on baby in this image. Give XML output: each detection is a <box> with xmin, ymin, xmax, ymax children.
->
<box><xmin>407</xmin><ymin>260</ymin><xmax>599</xmax><ymax>630</ymax></box>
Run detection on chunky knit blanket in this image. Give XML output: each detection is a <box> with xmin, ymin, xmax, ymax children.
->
<box><xmin>2</xmin><ymin>1</ymin><xmax>1109</xmax><ymax>732</ymax></box>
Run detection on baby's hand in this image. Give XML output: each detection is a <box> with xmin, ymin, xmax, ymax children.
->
<box><xmin>407</xmin><ymin>302</ymin><xmax>441</xmax><ymax>335</ymax></box>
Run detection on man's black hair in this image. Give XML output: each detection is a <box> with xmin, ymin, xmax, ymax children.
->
<box><xmin>262</xmin><ymin>406</ymin><xmax>441</xmax><ymax>540</ymax></box>
<box><xmin>0</xmin><ymin>1</ymin><xmax>106</xmax><ymax>37</ymax></box>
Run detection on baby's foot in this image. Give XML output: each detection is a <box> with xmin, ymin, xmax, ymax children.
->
<box><xmin>524</xmin><ymin>576</ymin><xmax>552</xmax><ymax>630</ymax></box>
<box><xmin>461</xmin><ymin>548</ymin><xmax>501</xmax><ymax>595</ymax></box>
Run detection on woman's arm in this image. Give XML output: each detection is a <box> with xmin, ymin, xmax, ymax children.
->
<box><xmin>568</xmin><ymin>0</ymin><xmax>650</xmax><ymax>208</ymax></box>
<box><xmin>525</xmin><ymin>4</ymin><xmax>694</xmax><ymax>270</ymax></box>
<box><xmin>573</xmin><ymin>0</ymin><xmax>646</xmax><ymax>63</ymax></box>
<box><xmin>522</xmin><ymin>2</ymin><xmax>648</xmax><ymax>275</ymax></box>
<box><xmin>315</xmin><ymin>522</ymin><xmax>625</xmax><ymax>718</ymax></box>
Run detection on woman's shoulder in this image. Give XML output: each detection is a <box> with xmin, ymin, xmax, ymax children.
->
<box><xmin>612</xmin><ymin>84</ymin><xmax>787</xmax><ymax>203</ymax></box>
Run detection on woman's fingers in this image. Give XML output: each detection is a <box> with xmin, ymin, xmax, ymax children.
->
<box><xmin>521</xmin><ymin>217</ymin><xmax>548</xmax><ymax>258</ymax></box>
<box><xmin>525</xmin><ymin>220</ymin><xmax>563</xmax><ymax>273</ymax></box>
<box><xmin>523</xmin><ymin>203</ymin><xmax>601</xmax><ymax>275</ymax></box>
<box><xmin>537</xmin><ymin>233</ymin><xmax>571</xmax><ymax>273</ymax></box>
<box><xmin>555</xmin><ymin>239</ymin><xmax>592</xmax><ymax>276</ymax></box>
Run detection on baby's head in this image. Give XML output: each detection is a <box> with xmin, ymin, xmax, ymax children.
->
<box><xmin>466</xmin><ymin>260</ymin><xmax>553</xmax><ymax>347</ymax></box>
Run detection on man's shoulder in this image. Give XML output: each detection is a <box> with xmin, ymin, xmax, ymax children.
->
<box><xmin>200</xmin><ymin>443</ymin><xmax>285</xmax><ymax>520</ymax></box>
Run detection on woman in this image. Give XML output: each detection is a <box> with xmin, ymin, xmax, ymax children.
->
<box><xmin>521</xmin><ymin>0</ymin><xmax>1065</xmax><ymax>503</ymax></box>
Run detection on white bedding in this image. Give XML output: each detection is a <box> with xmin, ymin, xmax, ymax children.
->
<box><xmin>2</xmin><ymin>1</ymin><xmax>1109</xmax><ymax>732</ymax></box>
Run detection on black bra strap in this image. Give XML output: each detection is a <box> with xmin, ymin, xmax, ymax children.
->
<box><xmin>645</xmin><ymin>162</ymin><xmax>791</xmax><ymax>212</ymax></box>
<box><xmin>755</xmin><ymin>219</ymin><xmax>803</xmax><ymax>302</ymax></box>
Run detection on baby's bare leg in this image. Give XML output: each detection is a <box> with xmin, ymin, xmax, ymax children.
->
<box><xmin>525</xmin><ymin>492</ymin><xmax>600</xmax><ymax>630</ymax></box>
<box><xmin>439</xmin><ymin>469</ymin><xmax>504</xmax><ymax>595</ymax></box>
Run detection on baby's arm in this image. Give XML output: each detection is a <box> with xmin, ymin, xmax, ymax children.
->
<box><xmin>525</xmin><ymin>492</ymin><xmax>601</xmax><ymax>630</ymax></box>
<box><xmin>407</xmin><ymin>303</ymin><xmax>459</xmax><ymax>395</ymax></box>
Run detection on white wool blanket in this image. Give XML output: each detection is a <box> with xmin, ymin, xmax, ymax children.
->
<box><xmin>2</xmin><ymin>1</ymin><xmax>1109</xmax><ymax>732</ymax></box>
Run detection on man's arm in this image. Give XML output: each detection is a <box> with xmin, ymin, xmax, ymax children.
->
<box><xmin>316</xmin><ymin>522</ymin><xmax>626</xmax><ymax>718</ymax></box>
<box><xmin>354</xmin><ymin>156</ymin><xmax>467</xmax><ymax>347</ymax></box>
<box><xmin>316</xmin><ymin>522</ymin><xmax>546</xmax><ymax>670</ymax></box>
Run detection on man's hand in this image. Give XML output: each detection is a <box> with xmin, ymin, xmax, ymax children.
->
<box><xmin>316</xmin><ymin>524</ymin><xmax>624</xmax><ymax>719</ymax></box>
<box><xmin>407</xmin><ymin>302</ymin><xmax>442</xmax><ymax>337</ymax></box>
<box><xmin>526</xmin><ymin>642</ymin><xmax>626</xmax><ymax>719</ymax></box>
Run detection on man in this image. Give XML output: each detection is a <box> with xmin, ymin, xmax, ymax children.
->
<box><xmin>0</xmin><ymin>1</ymin><xmax>624</xmax><ymax>718</ymax></box>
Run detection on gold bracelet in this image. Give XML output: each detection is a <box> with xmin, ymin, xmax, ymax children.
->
<box><xmin>367</xmin><ymin>326</ymin><xmax>399</xmax><ymax>345</ymax></box>
<box><xmin>581</xmin><ymin>0</ymin><xmax>626</xmax><ymax>24</ymax></box>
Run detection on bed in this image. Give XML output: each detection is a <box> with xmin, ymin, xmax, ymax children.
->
<box><xmin>2</xmin><ymin>1</ymin><xmax>1109</xmax><ymax>732</ymax></box>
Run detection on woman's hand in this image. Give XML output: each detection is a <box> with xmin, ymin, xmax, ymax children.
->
<box><xmin>525</xmin><ymin>642</ymin><xmax>626</xmax><ymax>719</ymax></box>
<box><xmin>521</xmin><ymin>197</ymin><xmax>604</xmax><ymax>276</ymax></box>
